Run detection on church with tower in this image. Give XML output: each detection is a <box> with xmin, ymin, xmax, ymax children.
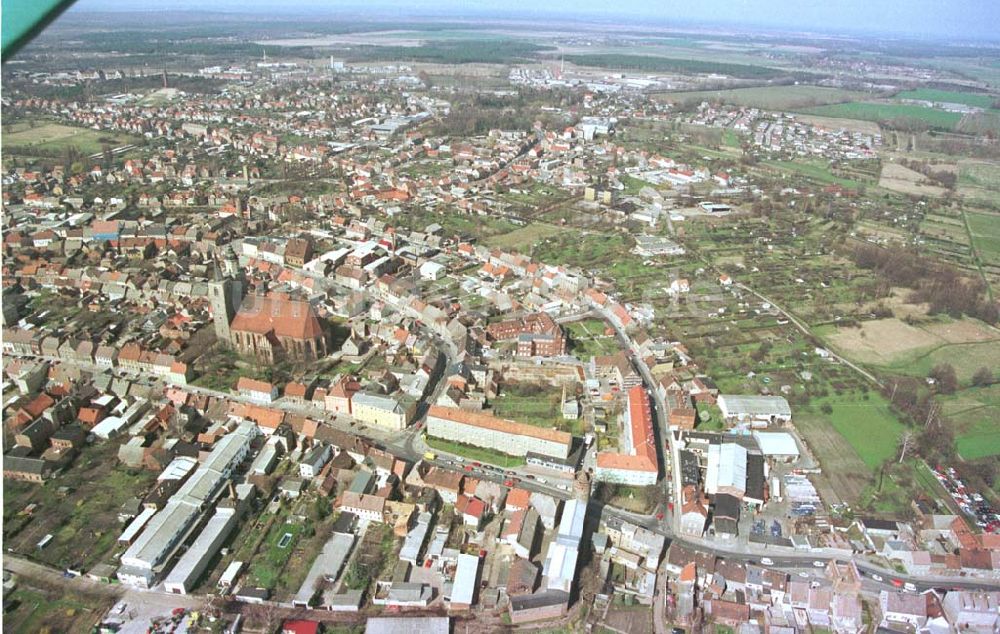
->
<box><xmin>208</xmin><ymin>245</ymin><xmax>246</xmax><ymax>347</ymax></box>
<box><xmin>208</xmin><ymin>245</ymin><xmax>328</xmax><ymax>363</ymax></box>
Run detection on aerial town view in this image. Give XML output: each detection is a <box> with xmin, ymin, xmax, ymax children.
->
<box><xmin>1</xmin><ymin>0</ymin><xmax>999</xmax><ymax>632</ymax></box>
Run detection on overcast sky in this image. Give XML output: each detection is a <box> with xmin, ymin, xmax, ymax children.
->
<box><xmin>69</xmin><ymin>0</ymin><xmax>1000</xmax><ymax>41</ymax></box>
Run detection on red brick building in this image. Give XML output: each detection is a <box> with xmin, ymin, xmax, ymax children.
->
<box><xmin>487</xmin><ymin>312</ymin><xmax>566</xmax><ymax>357</ymax></box>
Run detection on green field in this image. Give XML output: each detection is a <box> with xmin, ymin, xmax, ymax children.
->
<box><xmin>965</xmin><ymin>211</ymin><xmax>1000</xmax><ymax>260</ymax></box>
<box><xmin>425</xmin><ymin>436</ymin><xmax>527</xmax><ymax>467</ymax></box>
<box><xmin>800</xmin><ymin>102</ymin><xmax>963</xmax><ymax>130</ymax></box>
<box><xmin>895</xmin><ymin>88</ymin><xmax>997</xmax><ymax>109</ymax></box>
<box><xmin>941</xmin><ymin>383</ymin><xmax>1000</xmax><ymax>460</ymax></box>
<box><xmin>2</xmin><ymin>120</ymin><xmax>139</xmax><ymax>156</ymax></box>
<box><xmin>956</xmin><ymin>418</ymin><xmax>1000</xmax><ymax>460</ymax></box>
<box><xmin>881</xmin><ymin>339</ymin><xmax>1000</xmax><ymax>383</ymax></box>
<box><xmin>813</xmin><ymin>393</ymin><xmax>907</xmax><ymax>469</ymax></box>
<box><xmin>760</xmin><ymin>159</ymin><xmax>865</xmax><ymax>188</ymax></box>
<box><xmin>665</xmin><ymin>86</ymin><xmax>868</xmax><ymax>110</ymax></box>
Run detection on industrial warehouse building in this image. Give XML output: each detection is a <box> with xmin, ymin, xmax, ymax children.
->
<box><xmin>163</xmin><ymin>506</ymin><xmax>239</xmax><ymax>594</ymax></box>
<box><xmin>426</xmin><ymin>406</ymin><xmax>572</xmax><ymax>459</ymax></box>
<box><xmin>117</xmin><ymin>423</ymin><xmax>257</xmax><ymax>588</ymax></box>
<box><xmin>717</xmin><ymin>395</ymin><xmax>792</xmax><ymax>425</ymax></box>
<box><xmin>705</xmin><ymin>442</ymin><xmax>748</xmax><ymax>498</ymax></box>
<box><xmin>542</xmin><ymin>497</ymin><xmax>586</xmax><ymax>600</ymax></box>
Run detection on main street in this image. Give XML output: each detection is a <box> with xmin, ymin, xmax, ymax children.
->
<box><xmin>593</xmin><ymin>305</ymin><xmax>682</xmax><ymax>536</ymax></box>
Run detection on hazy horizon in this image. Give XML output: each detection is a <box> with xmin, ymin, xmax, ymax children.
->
<box><xmin>63</xmin><ymin>0</ymin><xmax>1000</xmax><ymax>43</ymax></box>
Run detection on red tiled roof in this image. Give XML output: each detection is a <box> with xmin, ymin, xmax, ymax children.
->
<box><xmin>595</xmin><ymin>386</ymin><xmax>658</xmax><ymax>473</ymax></box>
<box><xmin>230</xmin><ymin>295</ymin><xmax>323</xmax><ymax>341</ymax></box>
<box><xmin>427</xmin><ymin>405</ymin><xmax>571</xmax><ymax>445</ymax></box>
<box><xmin>506</xmin><ymin>488</ymin><xmax>531</xmax><ymax>511</ymax></box>
<box><xmin>236</xmin><ymin>377</ymin><xmax>274</xmax><ymax>394</ymax></box>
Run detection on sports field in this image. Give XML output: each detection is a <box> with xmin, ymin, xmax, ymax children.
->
<box><xmin>3</xmin><ymin>121</ymin><xmax>138</xmax><ymax>156</ymax></box>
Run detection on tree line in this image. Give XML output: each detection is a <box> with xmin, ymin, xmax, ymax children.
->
<box><xmin>850</xmin><ymin>242</ymin><xmax>998</xmax><ymax>324</ymax></box>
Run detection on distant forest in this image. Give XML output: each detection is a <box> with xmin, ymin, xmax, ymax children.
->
<box><xmin>564</xmin><ymin>54</ymin><xmax>787</xmax><ymax>79</ymax></box>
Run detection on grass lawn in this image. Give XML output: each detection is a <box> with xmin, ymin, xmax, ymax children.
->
<box><xmin>956</xmin><ymin>417</ymin><xmax>1000</xmax><ymax>460</ymax></box>
<box><xmin>799</xmin><ymin>102</ymin><xmax>962</xmax><ymax>130</ymax></box>
<box><xmin>814</xmin><ymin>393</ymin><xmax>907</xmax><ymax>469</ymax></box>
<box><xmin>192</xmin><ymin>346</ymin><xmax>298</xmax><ymax>390</ymax></box>
<box><xmin>532</xmin><ymin>231</ymin><xmax>629</xmax><ymax>270</ymax></box>
<box><xmin>249</xmin><ymin>514</ymin><xmax>304</xmax><ymax>589</ymax></box>
<box><xmin>425</xmin><ymin>436</ymin><xmax>526</xmax><ymax>467</ymax></box>
<box><xmin>595</xmin><ymin>483</ymin><xmax>660</xmax><ymax>514</ymax></box>
<box><xmin>566</xmin><ymin>319</ymin><xmax>619</xmax><ymax>359</ymax></box>
<box><xmin>493</xmin><ymin>384</ymin><xmax>582</xmax><ymax>435</ymax></box>
<box><xmin>620</xmin><ymin>174</ymin><xmax>657</xmax><ymax>195</ymax></box>
<box><xmin>484</xmin><ymin>222</ymin><xmax>572</xmax><ymax>250</ymax></box>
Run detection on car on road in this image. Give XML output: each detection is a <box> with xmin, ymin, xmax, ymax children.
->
<box><xmin>812</xmin><ymin>561</ymin><xmax>825</xmax><ymax>568</ymax></box>
<box><xmin>504</xmin><ymin>479</ymin><xmax>514</xmax><ymax>487</ymax></box>
<box><xmin>891</xmin><ymin>578</ymin><xmax>903</xmax><ymax>588</ymax></box>
<box><xmin>871</xmin><ymin>574</ymin><xmax>883</xmax><ymax>582</ymax></box>
<box><xmin>472</xmin><ymin>461</ymin><xmax>481</xmax><ymax>467</ymax></box>
<box><xmin>798</xmin><ymin>572</ymin><xmax>809</xmax><ymax>578</ymax></box>
<box><xmin>760</xmin><ymin>558</ymin><xmax>773</xmax><ymax>566</ymax></box>
<box><xmin>904</xmin><ymin>582</ymin><xmax>917</xmax><ymax>593</ymax></box>
<box><xmin>463</xmin><ymin>465</ymin><xmax>473</xmax><ymax>472</ymax></box>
